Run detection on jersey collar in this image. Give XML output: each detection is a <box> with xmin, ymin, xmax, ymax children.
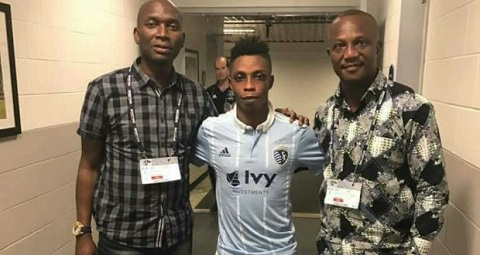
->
<box><xmin>233</xmin><ymin>102</ymin><xmax>275</xmax><ymax>133</ymax></box>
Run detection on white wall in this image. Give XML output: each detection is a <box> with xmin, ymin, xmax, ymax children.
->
<box><xmin>7</xmin><ymin>0</ymin><xmax>141</xmax><ymax>131</ymax></box>
<box><xmin>0</xmin><ymin>0</ymin><xmax>144</xmax><ymax>254</ymax></box>
<box><xmin>382</xmin><ymin>0</ymin><xmax>401</xmax><ymax>75</ymax></box>
<box><xmin>423</xmin><ymin>0</ymin><xmax>480</xmax><ymax>254</ymax></box>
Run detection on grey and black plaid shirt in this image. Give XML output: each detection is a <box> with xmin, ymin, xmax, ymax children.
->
<box><xmin>78</xmin><ymin>58</ymin><xmax>217</xmax><ymax>248</ymax></box>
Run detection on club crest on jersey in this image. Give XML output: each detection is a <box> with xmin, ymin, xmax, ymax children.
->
<box><xmin>273</xmin><ymin>148</ymin><xmax>288</xmax><ymax>165</ymax></box>
<box><xmin>226</xmin><ymin>171</ymin><xmax>240</xmax><ymax>187</ymax></box>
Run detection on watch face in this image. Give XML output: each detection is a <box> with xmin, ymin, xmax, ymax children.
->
<box><xmin>72</xmin><ymin>222</ymin><xmax>83</xmax><ymax>235</ymax></box>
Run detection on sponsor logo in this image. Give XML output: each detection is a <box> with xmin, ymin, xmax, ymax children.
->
<box><xmin>219</xmin><ymin>147</ymin><xmax>231</xmax><ymax>157</ymax></box>
<box><xmin>273</xmin><ymin>148</ymin><xmax>288</xmax><ymax>165</ymax></box>
<box><xmin>225</xmin><ymin>170</ymin><xmax>277</xmax><ymax>188</ymax></box>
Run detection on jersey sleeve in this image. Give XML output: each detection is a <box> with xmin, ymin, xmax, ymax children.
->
<box><xmin>294</xmin><ymin>126</ymin><xmax>326</xmax><ymax>175</ymax></box>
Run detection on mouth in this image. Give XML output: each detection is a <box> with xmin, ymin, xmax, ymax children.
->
<box><xmin>342</xmin><ymin>63</ymin><xmax>363</xmax><ymax>71</ymax></box>
<box><xmin>153</xmin><ymin>45</ymin><xmax>172</xmax><ymax>54</ymax></box>
<box><xmin>242</xmin><ymin>96</ymin><xmax>258</xmax><ymax>100</ymax></box>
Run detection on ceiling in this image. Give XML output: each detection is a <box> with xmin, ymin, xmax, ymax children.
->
<box><xmin>222</xmin><ymin>13</ymin><xmax>339</xmax><ymax>43</ymax></box>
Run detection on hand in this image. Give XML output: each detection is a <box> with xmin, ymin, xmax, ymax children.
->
<box><xmin>275</xmin><ymin>107</ymin><xmax>310</xmax><ymax>126</ymax></box>
<box><xmin>75</xmin><ymin>234</ymin><xmax>96</xmax><ymax>255</ymax></box>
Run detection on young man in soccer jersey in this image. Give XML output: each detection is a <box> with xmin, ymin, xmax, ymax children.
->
<box><xmin>193</xmin><ymin>36</ymin><xmax>325</xmax><ymax>255</ymax></box>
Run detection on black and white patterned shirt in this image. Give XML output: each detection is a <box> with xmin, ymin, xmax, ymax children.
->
<box><xmin>314</xmin><ymin>71</ymin><xmax>449</xmax><ymax>254</ymax></box>
<box><xmin>77</xmin><ymin>58</ymin><xmax>217</xmax><ymax>248</ymax></box>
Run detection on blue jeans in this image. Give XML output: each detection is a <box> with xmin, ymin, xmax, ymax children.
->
<box><xmin>97</xmin><ymin>233</ymin><xmax>192</xmax><ymax>255</ymax></box>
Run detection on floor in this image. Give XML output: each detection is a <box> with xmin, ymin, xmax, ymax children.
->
<box><xmin>189</xmin><ymin>165</ymin><xmax>321</xmax><ymax>254</ymax></box>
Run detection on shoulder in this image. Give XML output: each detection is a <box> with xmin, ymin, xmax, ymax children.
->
<box><xmin>86</xmin><ymin>67</ymin><xmax>129</xmax><ymax>96</ymax></box>
<box><xmin>202</xmin><ymin>111</ymin><xmax>232</xmax><ymax>126</ymax></box>
<box><xmin>177</xmin><ymin>73</ymin><xmax>210</xmax><ymax>98</ymax></box>
<box><xmin>206</xmin><ymin>83</ymin><xmax>217</xmax><ymax>92</ymax></box>
<box><xmin>273</xmin><ymin>112</ymin><xmax>311</xmax><ymax>133</ymax></box>
<box><xmin>388</xmin><ymin>82</ymin><xmax>435</xmax><ymax>125</ymax></box>
<box><xmin>388</xmin><ymin>82</ymin><xmax>432</xmax><ymax>109</ymax></box>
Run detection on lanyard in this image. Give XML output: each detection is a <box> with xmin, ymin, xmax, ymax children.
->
<box><xmin>126</xmin><ymin>66</ymin><xmax>183</xmax><ymax>158</ymax></box>
<box><xmin>328</xmin><ymin>88</ymin><xmax>386</xmax><ymax>181</ymax></box>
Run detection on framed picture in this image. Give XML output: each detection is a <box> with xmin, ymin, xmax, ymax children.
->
<box><xmin>185</xmin><ymin>48</ymin><xmax>199</xmax><ymax>84</ymax></box>
<box><xmin>0</xmin><ymin>3</ymin><xmax>21</xmax><ymax>138</ymax></box>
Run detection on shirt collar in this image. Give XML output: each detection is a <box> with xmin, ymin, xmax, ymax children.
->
<box><xmin>233</xmin><ymin>102</ymin><xmax>275</xmax><ymax>133</ymax></box>
<box><xmin>333</xmin><ymin>70</ymin><xmax>388</xmax><ymax>106</ymax></box>
<box><xmin>131</xmin><ymin>57</ymin><xmax>180</xmax><ymax>90</ymax></box>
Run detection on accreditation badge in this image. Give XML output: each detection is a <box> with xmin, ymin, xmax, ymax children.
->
<box><xmin>139</xmin><ymin>157</ymin><xmax>181</xmax><ymax>184</ymax></box>
<box><xmin>324</xmin><ymin>179</ymin><xmax>362</xmax><ymax>209</ymax></box>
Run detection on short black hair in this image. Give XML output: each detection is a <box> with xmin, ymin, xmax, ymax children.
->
<box><xmin>229</xmin><ymin>35</ymin><xmax>272</xmax><ymax>72</ymax></box>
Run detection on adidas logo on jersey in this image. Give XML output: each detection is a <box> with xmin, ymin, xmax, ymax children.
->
<box><xmin>219</xmin><ymin>147</ymin><xmax>231</xmax><ymax>157</ymax></box>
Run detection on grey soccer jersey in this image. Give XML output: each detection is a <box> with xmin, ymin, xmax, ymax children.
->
<box><xmin>194</xmin><ymin>105</ymin><xmax>325</xmax><ymax>255</ymax></box>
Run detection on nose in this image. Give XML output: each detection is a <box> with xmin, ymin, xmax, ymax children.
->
<box><xmin>243</xmin><ymin>78</ymin><xmax>255</xmax><ymax>91</ymax></box>
<box><xmin>156</xmin><ymin>25</ymin><xmax>169</xmax><ymax>38</ymax></box>
<box><xmin>344</xmin><ymin>44</ymin><xmax>359</xmax><ymax>59</ymax></box>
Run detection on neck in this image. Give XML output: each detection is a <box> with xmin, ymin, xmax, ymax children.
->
<box><xmin>340</xmin><ymin>72</ymin><xmax>378</xmax><ymax>112</ymax></box>
<box><xmin>139</xmin><ymin>59</ymin><xmax>172</xmax><ymax>90</ymax></box>
<box><xmin>340</xmin><ymin>82</ymin><xmax>369</xmax><ymax>112</ymax></box>
<box><xmin>236</xmin><ymin>103</ymin><xmax>269</xmax><ymax>129</ymax></box>
<box><xmin>217</xmin><ymin>79</ymin><xmax>230</xmax><ymax>92</ymax></box>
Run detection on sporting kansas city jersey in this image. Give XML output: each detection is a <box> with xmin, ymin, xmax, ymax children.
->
<box><xmin>194</xmin><ymin>103</ymin><xmax>325</xmax><ymax>255</ymax></box>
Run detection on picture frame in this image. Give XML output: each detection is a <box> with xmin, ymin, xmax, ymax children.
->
<box><xmin>185</xmin><ymin>48</ymin><xmax>199</xmax><ymax>84</ymax></box>
<box><xmin>0</xmin><ymin>3</ymin><xmax>21</xmax><ymax>138</ymax></box>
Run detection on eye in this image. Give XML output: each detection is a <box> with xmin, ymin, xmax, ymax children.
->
<box><xmin>331</xmin><ymin>42</ymin><xmax>345</xmax><ymax>53</ymax></box>
<box><xmin>145</xmin><ymin>20</ymin><xmax>157</xmax><ymax>28</ymax></box>
<box><xmin>233</xmin><ymin>73</ymin><xmax>245</xmax><ymax>82</ymax></box>
<box><xmin>168</xmin><ymin>22</ymin><xmax>180</xmax><ymax>31</ymax></box>
<box><xmin>253</xmin><ymin>72</ymin><xmax>266</xmax><ymax>81</ymax></box>
<box><xmin>356</xmin><ymin>39</ymin><xmax>368</xmax><ymax>48</ymax></box>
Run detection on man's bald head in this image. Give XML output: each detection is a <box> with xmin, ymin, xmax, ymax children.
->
<box><xmin>329</xmin><ymin>9</ymin><xmax>380</xmax><ymax>43</ymax></box>
<box><xmin>137</xmin><ymin>0</ymin><xmax>182</xmax><ymax>27</ymax></box>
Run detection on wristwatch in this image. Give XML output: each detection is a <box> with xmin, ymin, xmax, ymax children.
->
<box><xmin>72</xmin><ymin>221</ymin><xmax>92</xmax><ymax>237</ymax></box>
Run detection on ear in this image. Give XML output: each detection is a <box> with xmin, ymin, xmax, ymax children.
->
<box><xmin>181</xmin><ymin>32</ymin><xmax>186</xmax><ymax>48</ymax></box>
<box><xmin>134</xmin><ymin>27</ymin><xmax>140</xmax><ymax>44</ymax></box>
<box><xmin>376</xmin><ymin>41</ymin><xmax>383</xmax><ymax>54</ymax></box>
<box><xmin>269</xmin><ymin>75</ymin><xmax>274</xmax><ymax>90</ymax></box>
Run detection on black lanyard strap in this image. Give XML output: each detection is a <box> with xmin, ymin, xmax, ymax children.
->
<box><xmin>126</xmin><ymin>66</ymin><xmax>183</xmax><ymax>159</ymax></box>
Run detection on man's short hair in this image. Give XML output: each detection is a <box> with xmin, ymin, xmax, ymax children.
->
<box><xmin>334</xmin><ymin>9</ymin><xmax>379</xmax><ymax>30</ymax></box>
<box><xmin>230</xmin><ymin>35</ymin><xmax>272</xmax><ymax>72</ymax></box>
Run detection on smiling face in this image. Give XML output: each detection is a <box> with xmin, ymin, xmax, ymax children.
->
<box><xmin>230</xmin><ymin>55</ymin><xmax>273</xmax><ymax>111</ymax></box>
<box><xmin>327</xmin><ymin>14</ymin><xmax>381</xmax><ymax>87</ymax></box>
<box><xmin>134</xmin><ymin>0</ymin><xmax>185</xmax><ymax>66</ymax></box>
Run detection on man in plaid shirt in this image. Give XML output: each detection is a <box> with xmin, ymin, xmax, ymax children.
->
<box><xmin>74</xmin><ymin>0</ymin><xmax>216</xmax><ymax>254</ymax></box>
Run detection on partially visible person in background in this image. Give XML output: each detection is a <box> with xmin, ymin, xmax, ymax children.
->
<box><xmin>207</xmin><ymin>56</ymin><xmax>235</xmax><ymax>114</ymax></box>
<box><xmin>205</xmin><ymin>56</ymin><xmax>235</xmax><ymax>212</ymax></box>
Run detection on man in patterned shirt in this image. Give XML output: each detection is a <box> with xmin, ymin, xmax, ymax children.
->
<box><xmin>74</xmin><ymin>1</ymin><xmax>216</xmax><ymax>254</ymax></box>
<box><xmin>314</xmin><ymin>9</ymin><xmax>449</xmax><ymax>254</ymax></box>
